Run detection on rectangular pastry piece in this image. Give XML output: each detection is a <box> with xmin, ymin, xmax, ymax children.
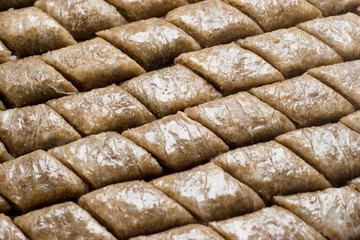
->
<box><xmin>0</xmin><ymin>150</ymin><xmax>89</xmax><ymax>213</ymax></box>
<box><xmin>42</xmin><ymin>38</ymin><xmax>144</xmax><ymax>91</ymax></box>
<box><xmin>349</xmin><ymin>177</ymin><xmax>360</xmax><ymax>192</ymax></box>
<box><xmin>223</xmin><ymin>0</ymin><xmax>322</xmax><ymax>32</ymax></box>
<box><xmin>0</xmin><ymin>57</ymin><xmax>78</xmax><ymax>108</ymax></box>
<box><xmin>78</xmin><ymin>181</ymin><xmax>196</xmax><ymax>240</ymax></box>
<box><xmin>105</xmin><ymin>0</ymin><xmax>188</xmax><ymax>21</ymax></box>
<box><xmin>210</xmin><ymin>206</ymin><xmax>325</xmax><ymax>240</ymax></box>
<box><xmin>121</xmin><ymin>64</ymin><xmax>222</xmax><ymax>118</ymax></box>
<box><xmin>0</xmin><ymin>7</ymin><xmax>76</xmax><ymax>58</ymax></box>
<box><xmin>0</xmin><ymin>214</ymin><xmax>28</xmax><ymax>240</ymax></box>
<box><xmin>35</xmin><ymin>0</ymin><xmax>127</xmax><ymax>40</ymax></box>
<box><xmin>14</xmin><ymin>202</ymin><xmax>116</xmax><ymax>240</ymax></box>
<box><xmin>0</xmin><ymin>196</ymin><xmax>11</xmax><ymax>213</ymax></box>
<box><xmin>165</xmin><ymin>0</ymin><xmax>262</xmax><ymax>48</ymax></box>
<box><xmin>274</xmin><ymin>187</ymin><xmax>360</xmax><ymax>240</ymax></box>
<box><xmin>307</xmin><ymin>0</ymin><xmax>360</xmax><ymax>16</ymax></box>
<box><xmin>130</xmin><ymin>224</ymin><xmax>224</xmax><ymax>240</ymax></box>
<box><xmin>276</xmin><ymin>123</ymin><xmax>360</xmax><ymax>185</ymax></box>
<box><xmin>151</xmin><ymin>162</ymin><xmax>265</xmax><ymax>222</ymax></box>
<box><xmin>185</xmin><ymin>92</ymin><xmax>295</xmax><ymax>148</ymax></box>
<box><xmin>238</xmin><ymin>27</ymin><xmax>342</xmax><ymax>78</ymax></box>
<box><xmin>250</xmin><ymin>75</ymin><xmax>355</xmax><ymax>127</ymax></box>
<box><xmin>308</xmin><ymin>60</ymin><xmax>360</xmax><ymax>108</ymax></box>
<box><xmin>298</xmin><ymin>13</ymin><xmax>360</xmax><ymax>60</ymax></box>
<box><xmin>213</xmin><ymin>141</ymin><xmax>330</xmax><ymax>202</ymax></box>
<box><xmin>97</xmin><ymin>18</ymin><xmax>201</xmax><ymax>70</ymax></box>
<box><xmin>0</xmin><ymin>40</ymin><xmax>15</xmax><ymax>64</ymax></box>
<box><xmin>0</xmin><ymin>104</ymin><xmax>81</xmax><ymax>157</ymax></box>
<box><xmin>122</xmin><ymin>112</ymin><xmax>229</xmax><ymax>171</ymax></box>
<box><xmin>341</xmin><ymin>111</ymin><xmax>360</xmax><ymax>133</ymax></box>
<box><xmin>0</xmin><ymin>141</ymin><xmax>13</xmax><ymax>163</ymax></box>
<box><xmin>48</xmin><ymin>131</ymin><xmax>163</xmax><ymax>189</ymax></box>
<box><xmin>175</xmin><ymin>43</ymin><xmax>284</xmax><ymax>95</ymax></box>
<box><xmin>47</xmin><ymin>84</ymin><xmax>155</xmax><ymax>136</ymax></box>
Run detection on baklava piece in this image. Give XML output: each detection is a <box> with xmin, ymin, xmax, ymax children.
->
<box><xmin>175</xmin><ymin>43</ymin><xmax>284</xmax><ymax>95</ymax></box>
<box><xmin>341</xmin><ymin>111</ymin><xmax>360</xmax><ymax>133</ymax></box>
<box><xmin>0</xmin><ymin>7</ymin><xmax>76</xmax><ymax>58</ymax></box>
<box><xmin>48</xmin><ymin>132</ymin><xmax>162</xmax><ymax>189</ymax></box>
<box><xmin>298</xmin><ymin>13</ymin><xmax>360</xmax><ymax>60</ymax></box>
<box><xmin>349</xmin><ymin>177</ymin><xmax>360</xmax><ymax>192</ymax></box>
<box><xmin>152</xmin><ymin>162</ymin><xmax>264</xmax><ymax>222</ymax></box>
<box><xmin>250</xmin><ymin>75</ymin><xmax>355</xmax><ymax>127</ymax></box>
<box><xmin>97</xmin><ymin>18</ymin><xmax>201</xmax><ymax>70</ymax></box>
<box><xmin>0</xmin><ymin>150</ymin><xmax>88</xmax><ymax>213</ymax></box>
<box><xmin>131</xmin><ymin>224</ymin><xmax>224</xmax><ymax>240</ymax></box>
<box><xmin>308</xmin><ymin>61</ymin><xmax>360</xmax><ymax>108</ymax></box>
<box><xmin>239</xmin><ymin>27</ymin><xmax>342</xmax><ymax>78</ymax></box>
<box><xmin>121</xmin><ymin>64</ymin><xmax>221</xmax><ymax>118</ymax></box>
<box><xmin>276</xmin><ymin>123</ymin><xmax>360</xmax><ymax>185</ymax></box>
<box><xmin>223</xmin><ymin>0</ymin><xmax>322</xmax><ymax>32</ymax></box>
<box><xmin>0</xmin><ymin>0</ymin><xmax>35</xmax><ymax>10</ymax></box>
<box><xmin>105</xmin><ymin>0</ymin><xmax>188</xmax><ymax>21</ymax></box>
<box><xmin>35</xmin><ymin>0</ymin><xmax>127</xmax><ymax>40</ymax></box>
<box><xmin>185</xmin><ymin>92</ymin><xmax>295</xmax><ymax>148</ymax></box>
<box><xmin>78</xmin><ymin>181</ymin><xmax>196</xmax><ymax>240</ymax></box>
<box><xmin>0</xmin><ymin>57</ymin><xmax>78</xmax><ymax>108</ymax></box>
<box><xmin>307</xmin><ymin>0</ymin><xmax>360</xmax><ymax>16</ymax></box>
<box><xmin>210</xmin><ymin>206</ymin><xmax>326</xmax><ymax>240</ymax></box>
<box><xmin>14</xmin><ymin>202</ymin><xmax>116</xmax><ymax>240</ymax></box>
<box><xmin>47</xmin><ymin>85</ymin><xmax>155</xmax><ymax>135</ymax></box>
<box><xmin>122</xmin><ymin>112</ymin><xmax>229</xmax><ymax>171</ymax></box>
<box><xmin>213</xmin><ymin>141</ymin><xmax>330</xmax><ymax>202</ymax></box>
<box><xmin>0</xmin><ymin>196</ymin><xmax>11</xmax><ymax>213</ymax></box>
<box><xmin>0</xmin><ymin>141</ymin><xmax>13</xmax><ymax>163</ymax></box>
<box><xmin>165</xmin><ymin>0</ymin><xmax>262</xmax><ymax>48</ymax></box>
<box><xmin>42</xmin><ymin>38</ymin><xmax>144</xmax><ymax>91</ymax></box>
<box><xmin>0</xmin><ymin>104</ymin><xmax>81</xmax><ymax>157</ymax></box>
<box><xmin>0</xmin><ymin>214</ymin><xmax>28</xmax><ymax>240</ymax></box>
<box><xmin>0</xmin><ymin>40</ymin><xmax>15</xmax><ymax>64</ymax></box>
<box><xmin>274</xmin><ymin>187</ymin><xmax>360</xmax><ymax>240</ymax></box>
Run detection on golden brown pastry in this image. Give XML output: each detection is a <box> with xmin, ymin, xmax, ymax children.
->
<box><xmin>298</xmin><ymin>13</ymin><xmax>360</xmax><ymax>60</ymax></box>
<box><xmin>213</xmin><ymin>141</ymin><xmax>331</xmax><ymax>202</ymax></box>
<box><xmin>35</xmin><ymin>0</ymin><xmax>127</xmax><ymax>40</ymax></box>
<box><xmin>122</xmin><ymin>112</ymin><xmax>229</xmax><ymax>171</ymax></box>
<box><xmin>0</xmin><ymin>141</ymin><xmax>13</xmax><ymax>163</ymax></box>
<box><xmin>151</xmin><ymin>162</ymin><xmax>265</xmax><ymax>221</ymax></box>
<box><xmin>97</xmin><ymin>18</ymin><xmax>201</xmax><ymax>70</ymax></box>
<box><xmin>185</xmin><ymin>92</ymin><xmax>295</xmax><ymax>148</ymax></box>
<box><xmin>210</xmin><ymin>206</ymin><xmax>326</xmax><ymax>240</ymax></box>
<box><xmin>0</xmin><ymin>40</ymin><xmax>15</xmax><ymax>64</ymax></box>
<box><xmin>0</xmin><ymin>104</ymin><xmax>81</xmax><ymax>157</ymax></box>
<box><xmin>14</xmin><ymin>202</ymin><xmax>116</xmax><ymax>240</ymax></box>
<box><xmin>48</xmin><ymin>131</ymin><xmax>163</xmax><ymax>189</ymax></box>
<box><xmin>0</xmin><ymin>196</ymin><xmax>11</xmax><ymax>214</ymax></box>
<box><xmin>239</xmin><ymin>27</ymin><xmax>342</xmax><ymax>78</ymax></box>
<box><xmin>223</xmin><ymin>0</ymin><xmax>322</xmax><ymax>32</ymax></box>
<box><xmin>175</xmin><ymin>43</ymin><xmax>284</xmax><ymax>95</ymax></box>
<box><xmin>308</xmin><ymin>60</ymin><xmax>360</xmax><ymax>108</ymax></box>
<box><xmin>0</xmin><ymin>57</ymin><xmax>78</xmax><ymax>108</ymax></box>
<box><xmin>42</xmin><ymin>38</ymin><xmax>144</xmax><ymax>91</ymax></box>
<box><xmin>121</xmin><ymin>64</ymin><xmax>222</xmax><ymax>118</ymax></box>
<box><xmin>250</xmin><ymin>75</ymin><xmax>355</xmax><ymax>127</ymax></box>
<box><xmin>307</xmin><ymin>0</ymin><xmax>360</xmax><ymax>16</ymax></box>
<box><xmin>276</xmin><ymin>123</ymin><xmax>360</xmax><ymax>185</ymax></box>
<box><xmin>78</xmin><ymin>181</ymin><xmax>196</xmax><ymax>240</ymax></box>
<box><xmin>0</xmin><ymin>7</ymin><xmax>76</xmax><ymax>58</ymax></box>
<box><xmin>47</xmin><ymin>85</ymin><xmax>155</xmax><ymax>135</ymax></box>
<box><xmin>130</xmin><ymin>224</ymin><xmax>224</xmax><ymax>240</ymax></box>
<box><xmin>166</xmin><ymin>0</ymin><xmax>262</xmax><ymax>48</ymax></box>
<box><xmin>0</xmin><ymin>150</ymin><xmax>89</xmax><ymax>213</ymax></box>
<box><xmin>274</xmin><ymin>187</ymin><xmax>360</xmax><ymax>240</ymax></box>
<box><xmin>105</xmin><ymin>0</ymin><xmax>188</xmax><ymax>21</ymax></box>
<box><xmin>349</xmin><ymin>177</ymin><xmax>360</xmax><ymax>192</ymax></box>
<box><xmin>0</xmin><ymin>214</ymin><xmax>28</xmax><ymax>240</ymax></box>
<box><xmin>341</xmin><ymin>111</ymin><xmax>360</xmax><ymax>133</ymax></box>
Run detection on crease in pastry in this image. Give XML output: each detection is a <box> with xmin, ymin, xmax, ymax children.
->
<box><xmin>0</xmin><ymin>40</ymin><xmax>16</xmax><ymax>64</ymax></box>
<box><xmin>0</xmin><ymin>0</ymin><xmax>36</xmax><ymax>10</ymax></box>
